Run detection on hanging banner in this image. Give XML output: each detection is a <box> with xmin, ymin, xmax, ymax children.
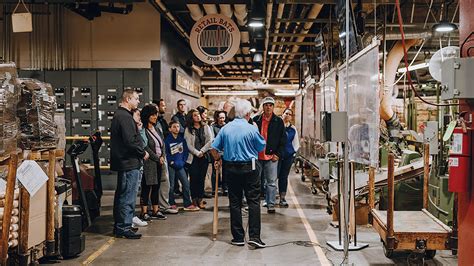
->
<box><xmin>190</xmin><ymin>14</ymin><xmax>240</xmax><ymax>65</ymax></box>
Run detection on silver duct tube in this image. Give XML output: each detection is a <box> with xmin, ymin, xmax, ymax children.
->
<box><xmin>279</xmin><ymin>4</ymin><xmax>324</xmax><ymax>78</ymax></box>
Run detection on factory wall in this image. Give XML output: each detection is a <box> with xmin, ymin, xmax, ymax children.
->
<box><xmin>159</xmin><ymin>18</ymin><xmax>201</xmax><ymax>120</ymax></box>
<box><xmin>2</xmin><ymin>2</ymin><xmax>160</xmax><ymax>69</ymax></box>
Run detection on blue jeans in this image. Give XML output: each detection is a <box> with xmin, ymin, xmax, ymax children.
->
<box><xmin>113</xmin><ymin>169</ymin><xmax>140</xmax><ymax>234</ymax></box>
<box><xmin>259</xmin><ymin>160</ymin><xmax>278</xmax><ymax>207</ymax></box>
<box><xmin>278</xmin><ymin>155</ymin><xmax>295</xmax><ymax>194</ymax></box>
<box><xmin>168</xmin><ymin>166</ymin><xmax>192</xmax><ymax>207</ymax></box>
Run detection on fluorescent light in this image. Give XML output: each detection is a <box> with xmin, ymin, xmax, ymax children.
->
<box><xmin>203</xmin><ymin>90</ymin><xmax>258</xmax><ymax>96</ymax></box>
<box><xmin>249</xmin><ymin>21</ymin><xmax>264</xmax><ymax>28</ymax></box>
<box><xmin>397</xmin><ymin>62</ymin><xmax>429</xmax><ymax>73</ymax></box>
<box><xmin>433</xmin><ymin>22</ymin><xmax>457</xmax><ymax>33</ymax></box>
<box><xmin>253</xmin><ymin>68</ymin><xmax>262</xmax><ymax>73</ymax></box>
<box><xmin>275</xmin><ymin>92</ymin><xmax>297</xmax><ymax>97</ymax></box>
<box><xmin>338</xmin><ymin>31</ymin><xmax>346</xmax><ymax>38</ymax></box>
<box><xmin>250</xmin><ymin>48</ymin><xmax>257</xmax><ymax>53</ymax></box>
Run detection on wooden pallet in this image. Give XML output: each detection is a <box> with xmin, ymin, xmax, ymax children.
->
<box><xmin>25</xmin><ymin>149</ymin><xmax>64</xmax><ymax>161</ymax></box>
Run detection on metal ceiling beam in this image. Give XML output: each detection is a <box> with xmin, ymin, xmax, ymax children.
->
<box><xmin>274</xmin><ymin>0</ymin><xmax>397</xmax><ymax>4</ymax></box>
<box><xmin>162</xmin><ymin>0</ymin><xmax>249</xmax><ymax>4</ymax></box>
<box><xmin>275</xmin><ymin>18</ymin><xmax>330</xmax><ymax>23</ymax></box>
<box><xmin>269</xmin><ymin>33</ymin><xmax>320</xmax><ymax>37</ymax></box>
<box><xmin>268</xmin><ymin>51</ymin><xmax>305</xmax><ymax>55</ymax></box>
<box><xmin>271</xmin><ymin>42</ymin><xmax>316</xmax><ymax>45</ymax></box>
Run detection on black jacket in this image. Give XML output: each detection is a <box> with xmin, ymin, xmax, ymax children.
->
<box><xmin>110</xmin><ymin>107</ymin><xmax>145</xmax><ymax>171</ymax></box>
<box><xmin>157</xmin><ymin>116</ymin><xmax>169</xmax><ymax>138</ymax></box>
<box><xmin>253</xmin><ymin>113</ymin><xmax>286</xmax><ymax>159</ymax></box>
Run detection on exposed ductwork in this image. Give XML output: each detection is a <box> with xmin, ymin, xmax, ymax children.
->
<box><xmin>262</xmin><ymin>2</ymin><xmax>274</xmax><ymax>78</ymax></box>
<box><xmin>203</xmin><ymin>4</ymin><xmax>218</xmax><ymax>15</ymax></box>
<box><xmin>234</xmin><ymin>4</ymin><xmax>247</xmax><ymax>26</ymax></box>
<box><xmin>381</xmin><ymin>39</ymin><xmax>421</xmax><ymax>130</ymax></box>
<box><xmin>152</xmin><ymin>0</ymin><xmax>189</xmax><ymax>39</ymax></box>
<box><xmin>219</xmin><ymin>4</ymin><xmax>233</xmax><ymax>18</ymax></box>
<box><xmin>186</xmin><ymin>4</ymin><xmax>203</xmax><ymax>21</ymax></box>
<box><xmin>266</xmin><ymin>3</ymin><xmax>285</xmax><ymax>78</ymax></box>
<box><xmin>278</xmin><ymin>4</ymin><xmax>324</xmax><ymax>78</ymax></box>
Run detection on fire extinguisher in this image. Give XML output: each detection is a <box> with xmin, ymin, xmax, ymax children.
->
<box><xmin>448</xmin><ymin>126</ymin><xmax>472</xmax><ymax>192</ymax></box>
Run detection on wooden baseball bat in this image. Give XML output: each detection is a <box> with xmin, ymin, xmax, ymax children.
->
<box><xmin>212</xmin><ymin>164</ymin><xmax>220</xmax><ymax>241</ymax></box>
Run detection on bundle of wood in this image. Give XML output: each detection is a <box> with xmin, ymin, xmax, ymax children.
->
<box><xmin>0</xmin><ymin>63</ymin><xmax>20</xmax><ymax>156</ymax></box>
<box><xmin>17</xmin><ymin>78</ymin><xmax>57</xmax><ymax>149</ymax></box>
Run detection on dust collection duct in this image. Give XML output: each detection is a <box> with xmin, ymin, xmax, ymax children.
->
<box><xmin>381</xmin><ymin>39</ymin><xmax>421</xmax><ymax>133</ymax></box>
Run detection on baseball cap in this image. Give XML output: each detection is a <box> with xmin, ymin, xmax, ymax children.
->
<box><xmin>261</xmin><ymin>97</ymin><xmax>275</xmax><ymax>105</ymax></box>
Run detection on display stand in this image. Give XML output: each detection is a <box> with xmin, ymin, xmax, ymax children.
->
<box><xmin>327</xmin><ymin>159</ymin><xmax>369</xmax><ymax>251</ymax></box>
<box><xmin>0</xmin><ymin>153</ymin><xmax>19</xmax><ymax>265</ymax></box>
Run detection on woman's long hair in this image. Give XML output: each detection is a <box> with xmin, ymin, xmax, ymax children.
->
<box><xmin>140</xmin><ymin>104</ymin><xmax>158</xmax><ymax>127</ymax></box>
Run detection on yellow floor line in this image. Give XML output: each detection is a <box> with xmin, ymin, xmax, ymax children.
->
<box><xmin>288</xmin><ymin>181</ymin><xmax>331</xmax><ymax>266</ymax></box>
<box><xmin>82</xmin><ymin>237</ymin><xmax>115</xmax><ymax>265</ymax></box>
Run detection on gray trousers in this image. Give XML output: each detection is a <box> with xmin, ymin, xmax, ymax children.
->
<box><xmin>158</xmin><ymin>159</ymin><xmax>171</xmax><ymax>210</ymax></box>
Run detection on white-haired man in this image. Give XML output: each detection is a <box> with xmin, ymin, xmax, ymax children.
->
<box><xmin>210</xmin><ymin>99</ymin><xmax>267</xmax><ymax>248</ymax></box>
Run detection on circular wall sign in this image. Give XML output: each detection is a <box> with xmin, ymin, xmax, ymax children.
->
<box><xmin>190</xmin><ymin>14</ymin><xmax>241</xmax><ymax>65</ymax></box>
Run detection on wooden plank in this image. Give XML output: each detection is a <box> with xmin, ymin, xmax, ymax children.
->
<box><xmin>46</xmin><ymin>150</ymin><xmax>55</xmax><ymax>250</ymax></box>
<box><xmin>387</xmin><ymin>153</ymin><xmax>395</xmax><ymax>238</ymax></box>
<box><xmin>18</xmin><ymin>187</ymin><xmax>30</xmax><ymax>258</ymax></box>
<box><xmin>395</xmin><ymin>232</ymin><xmax>450</xmax><ymax>250</ymax></box>
<box><xmin>421</xmin><ymin>209</ymin><xmax>452</xmax><ymax>232</ymax></box>
<box><xmin>368</xmin><ymin>167</ymin><xmax>375</xmax><ymax>209</ymax></box>
<box><xmin>423</xmin><ymin>143</ymin><xmax>430</xmax><ymax>209</ymax></box>
<box><xmin>376</xmin><ymin>211</ymin><xmax>450</xmax><ymax>233</ymax></box>
<box><xmin>0</xmin><ymin>154</ymin><xmax>18</xmax><ymax>264</ymax></box>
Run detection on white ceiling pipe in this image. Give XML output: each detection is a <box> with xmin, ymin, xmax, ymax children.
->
<box><xmin>234</xmin><ymin>4</ymin><xmax>247</xmax><ymax>26</ymax></box>
<box><xmin>203</xmin><ymin>4</ymin><xmax>218</xmax><ymax>15</ymax></box>
<box><xmin>219</xmin><ymin>4</ymin><xmax>233</xmax><ymax>18</ymax></box>
<box><xmin>279</xmin><ymin>4</ymin><xmax>324</xmax><ymax>78</ymax></box>
<box><xmin>202</xmin><ymin>80</ymin><xmax>246</xmax><ymax>86</ymax></box>
<box><xmin>271</xmin><ymin>5</ymin><xmax>297</xmax><ymax>78</ymax></box>
<box><xmin>187</xmin><ymin>4</ymin><xmax>203</xmax><ymax>21</ymax></box>
<box><xmin>262</xmin><ymin>2</ymin><xmax>274</xmax><ymax>78</ymax></box>
<box><xmin>266</xmin><ymin>3</ymin><xmax>285</xmax><ymax>78</ymax></box>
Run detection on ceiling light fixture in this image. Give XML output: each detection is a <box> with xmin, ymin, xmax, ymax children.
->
<box><xmin>433</xmin><ymin>21</ymin><xmax>458</xmax><ymax>33</ymax></box>
<box><xmin>249</xmin><ymin>20</ymin><xmax>264</xmax><ymax>28</ymax></box>
<box><xmin>250</xmin><ymin>47</ymin><xmax>257</xmax><ymax>53</ymax></box>
<box><xmin>253</xmin><ymin>68</ymin><xmax>262</xmax><ymax>73</ymax></box>
<box><xmin>253</xmin><ymin>53</ymin><xmax>263</xmax><ymax>62</ymax></box>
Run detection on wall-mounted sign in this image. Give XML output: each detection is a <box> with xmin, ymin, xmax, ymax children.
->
<box><xmin>190</xmin><ymin>14</ymin><xmax>240</xmax><ymax>65</ymax></box>
<box><xmin>172</xmin><ymin>69</ymin><xmax>200</xmax><ymax>98</ymax></box>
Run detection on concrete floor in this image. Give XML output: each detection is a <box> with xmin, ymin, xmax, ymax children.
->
<box><xmin>43</xmin><ymin>171</ymin><xmax>458</xmax><ymax>265</ymax></box>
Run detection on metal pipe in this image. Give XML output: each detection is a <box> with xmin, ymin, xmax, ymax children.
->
<box><xmin>279</xmin><ymin>4</ymin><xmax>324</xmax><ymax>78</ymax></box>
<box><xmin>234</xmin><ymin>4</ymin><xmax>247</xmax><ymax>26</ymax></box>
<box><xmin>262</xmin><ymin>1</ymin><xmax>273</xmax><ymax>78</ymax></box>
<box><xmin>266</xmin><ymin>3</ymin><xmax>284</xmax><ymax>78</ymax></box>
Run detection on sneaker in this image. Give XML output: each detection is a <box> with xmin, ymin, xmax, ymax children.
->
<box><xmin>151</xmin><ymin>211</ymin><xmax>167</xmax><ymax>220</ymax></box>
<box><xmin>183</xmin><ymin>204</ymin><xmax>200</xmax><ymax>211</ymax></box>
<box><xmin>262</xmin><ymin>201</ymin><xmax>267</xmax><ymax>208</ymax></box>
<box><xmin>163</xmin><ymin>208</ymin><xmax>179</xmax><ymax>214</ymax></box>
<box><xmin>231</xmin><ymin>239</ymin><xmax>245</xmax><ymax>246</ymax></box>
<box><xmin>267</xmin><ymin>205</ymin><xmax>276</xmax><ymax>214</ymax></box>
<box><xmin>248</xmin><ymin>238</ymin><xmax>266</xmax><ymax>248</ymax></box>
<box><xmin>115</xmin><ymin>230</ymin><xmax>142</xmax><ymax>239</ymax></box>
<box><xmin>140</xmin><ymin>213</ymin><xmax>152</xmax><ymax>222</ymax></box>
<box><xmin>130</xmin><ymin>227</ymin><xmax>139</xmax><ymax>232</ymax></box>
<box><xmin>132</xmin><ymin>216</ymin><xmax>148</xmax><ymax>227</ymax></box>
<box><xmin>222</xmin><ymin>189</ymin><xmax>228</xmax><ymax>196</ymax></box>
<box><xmin>279</xmin><ymin>199</ymin><xmax>289</xmax><ymax>208</ymax></box>
<box><xmin>198</xmin><ymin>200</ymin><xmax>207</xmax><ymax>209</ymax></box>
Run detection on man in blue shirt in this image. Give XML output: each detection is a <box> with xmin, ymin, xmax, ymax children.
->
<box><xmin>211</xmin><ymin>99</ymin><xmax>267</xmax><ymax>249</ymax></box>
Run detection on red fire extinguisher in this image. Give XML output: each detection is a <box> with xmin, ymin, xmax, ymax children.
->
<box><xmin>448</xmin><ymin>127</ymin><xmax>472</xmax><ymax>192</ymax></box>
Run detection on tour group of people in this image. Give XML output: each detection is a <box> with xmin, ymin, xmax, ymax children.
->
<box><xmin>110</xmin><ymin>89</ymin><xmax>300</xmax><ymax>248</ymax></box>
